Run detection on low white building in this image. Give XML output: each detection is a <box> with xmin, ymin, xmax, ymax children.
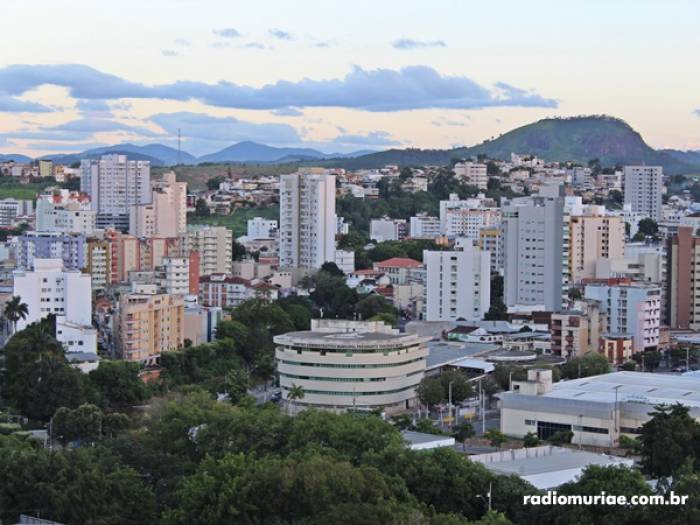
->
<box><xmin>36</xmin><ymin>190</ymin><xmax>95</xmax><ymax>234</ymax></box>
<box><xmin>334</xmin><ymin>249</ymin><xmax>355</xmax><ymax>274</ymax></box>
<box><xmin>471</xmin><ymin>446</ymin><xmax>633</xmax><ymax>490</ymax></box>
<box><xmin>247</xmin><ymin>217</ymin><xmax>278</xmax><ymax>239</ymax></box>
<box><xmin>370</xmin><ymin>218</ymin><xmax>407</xmax><ymax>242</ymax></box>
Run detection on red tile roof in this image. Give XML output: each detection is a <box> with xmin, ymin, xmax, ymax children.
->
<box><xmin>374</xmin><ymin>257</ymin><xmax>423</xmax><ymax>269</ymax></box>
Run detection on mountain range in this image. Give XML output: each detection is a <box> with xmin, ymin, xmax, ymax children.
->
<box><xmin>0</xmin><ymin>142</ymin><xmax>375</xmax><ymax>167</ymax></box>
<box><xmin>2</xmin><ymin>116</ymin><xmax>700</xmax><ymax>174</ymax></box>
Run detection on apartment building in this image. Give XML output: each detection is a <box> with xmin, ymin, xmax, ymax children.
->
<box><xmin>453</xmin><ymin>161</ymin><xmax>488</xmax><ymax>189</ymax></box>
<box><xmin>667</xmin><ymin>226</ymin><xmax>700</xmax><ymax>330</ymax></box>
<box><xmin>0</xmin><ymin>198</ymin><xmax>33</xmax><ymax>227</ymax></box>
<box><xmin>13</xmin><ymin>258</ymin><xmax>96</xmax><ymax>353</ymax></box>
<box><xmin>409</xmin><ymin>215</ymin><xmax>441</xmax><ymax>239</ymax></box>
<box><xmin>623</xmin><ymin>165</ymin><xmax>663</xmax><ymax>221</ymax></box>
<box><xmin>373</xmin><ymin>257</ymin><xmax>423</xmax><ymax>286</ymax></box>
<box><xmin>81</xmin><ymin>154</ymin><xmax>151</xmax><ymax>230</ymax></box>
<box><xmin>279</xmin><ymin>168</ymin><xmax>336</xmax><ymax>269</ymax></box>
<box><xmin>129</xmin><ymin>171</ymin><xmax>187</xmax><ymax>238</ymax></box>
<box><xmin>585</xmin><ymin>281</ymin><xmax>661</xmax><ymax>353</ymax></box>
<box><xmin>117</xmin><ymin>292</ymin><xmax>184</xmax><ymax>363</ymax></box>
<box><xmin>183</xmin><ymin>225</ymin><xmax>232</xmax><ymax>276</ymax></box>
<box><xmin>35</xmin><ymin>190</ymin><xmax>95</xmax><ymax>234</ymax></box>
<box><xmin>479</xmin><ymin>227</ymin><xmax>504</xmax><ymax>275</ymax></box>
<box><xmin>198</xmin><ymin>274</ymin><xmax>257</xmax><ymax>308</ymax></box>
<box><xmin>247</xmin><ymin>217</ymin><xmax>278</xmax><ymax>239</ymax></box>
<box><xmin>569</xmin><ymin>212</ymin><xmax>625</xmax><ymax>283</ymax></box>
<box><xmin>15</xmin><ymin>231</ymin><xmax>86</xmax><ymax>270</ymax></box>
<box><xmin>423</xmin><ymin>247</ymin><xmax>490</xmax><ymax>322</ymax></box>
<box><xmin>503</xmin><ymin>186</ymin><xmax>568</xmax><ymax>312</ymax></box>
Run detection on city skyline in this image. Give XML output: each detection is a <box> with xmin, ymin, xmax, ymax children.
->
<box><xmin>1</xmin><ymin>0</ymin><xmax>699</xmax><ymax>156</ymax></box>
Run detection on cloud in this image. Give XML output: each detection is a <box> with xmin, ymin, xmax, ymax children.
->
<box><xmin>312</xmin><ymin>41</ymin><xmax>332</xmax><ymax>48</ymax></box>
<box><xmin>0</xmin><ymin>93</ymin><xmax>52</xmax><ymax>113</ymax></box>
<box><xmin>243</xmin><ymin>42</ymin><xmax>266</xmax><ymax>49</ymax></box>
<box><xmin>161</xmin><ymin>49</ymin><xmax>179</xmax><ymax>57</ymax></box>
<box><xmin>694</xmin><ymin>109</ymin><xmax>700</xmax><ymax>116</ymax></box>
<box><xmin>210</xmin><ymin>41</ymin><xmax>231</xmax><ymax>48</ymax></box>
<box><xmin>149</xmin><ymin>111</ymin><xmax>301</xmax><ymax>147</ymax></box>
<box><xmin>269</xmin><ymin>28</ymin><xmax>293</xmax><ymax>40</ymax></box>
<box><xmin>4</xmin><ymin>118</ymin><xmax>162</xmax><ymax>144</ymax></box>
<box><xmin>213</xmin><ymin>28</ymin><xmax>241</xmax><ymax>38</ymax></box>
<box><xmin>174</xmin><ymin>38</ymin><xmax>191</xmax><ymax>47</ymax></box>
<box><xmin>272</xmin><ymin>107</ymin><xmax>303</xmax><ymax>116</ymax></box>
<box><xmin>0</xmin><ymin>64</ymin><xmax>557</xmax><ymax>112</ymax></box>
<box><xmin>393</xmin><ymin>38</ymin><xmax>446</xmax><ymax>49</ymax></box>
<box><xmin>25</xmin><ymin>141</ymin><xmax>110</xmax><ymax>152</ymax></box>
<box><xmin>330</xmin><ymin>130</ymin><xmax>401</xmax><ymax>147</ymax></box>
<box><xmin>75</xmin><ymin>99</ymin><xmax>113</xmax><ymax>118</ymax></box>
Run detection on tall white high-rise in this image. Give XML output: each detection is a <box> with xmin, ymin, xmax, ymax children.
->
<box><xmin>81</xmin><ymin>154</ymin><xmax>151</xmax><ymax>230</ymax></box>
<box><xmin>503</xmin><ymin>185</ymin><xmax>568</xmax><ymax>312</ymax></box>
<box><xmin>623</xmin><ymin>166</ymin><xmax>663</xmax><ymax>221</ymax></box>
<box><xmin>424</xmin><ymin>247</ymin><xmax>490</xmax><ymax>322</ymax></box>
<box><xmin>279</xmin><ymin>168</ymin><xmax>336</xmax><ymax>269</ymax></box>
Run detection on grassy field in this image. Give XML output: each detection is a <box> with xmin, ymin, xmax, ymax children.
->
<box><xmin>188</xmin><ymin>205</ymin><xmax>279</xmax><ymax>237</ymax></box>
<box><xmin>0</xmin><ymin>181</ymin><xmax>56</xmax><ymax>200</ymax></box>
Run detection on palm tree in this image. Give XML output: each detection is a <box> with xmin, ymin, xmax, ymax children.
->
<box><xmin>287</xmin><ymin>383</ymin><xmax>305</xmax><ymax>415</ymax></box>
<box><xmin>4</xmin><ymin>296</ymin><xmax>29</xmax><ymax>336</ymax></box>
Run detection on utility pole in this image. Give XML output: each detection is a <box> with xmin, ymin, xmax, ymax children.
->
<box><xmin>448</xmin><ymin>381</ymin><xmax>453</xmax><ymax>429</ymax></box>
<box><xmin>687</xmin><ymin>347</ymin><xmax>690</xmax><ymax>371</ymax></box>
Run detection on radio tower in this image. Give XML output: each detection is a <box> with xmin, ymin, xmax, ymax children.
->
<box><xmin>177</xmin><ymin>128</ymin><xmax>181</xmax><ymax>165</ymax></box>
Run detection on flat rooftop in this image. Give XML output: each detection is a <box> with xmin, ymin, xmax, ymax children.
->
<box><xmin>426</xmin><ymin>341</ymin><xmax>499</xmax><ymax>370</ymax></box>
<box><xmin>471</xmin><ymin>446</ymin><xmax>632</xmax><ymax>479</ymax></box>
<box><xmin>543</xmin><ymin>371</ymin><xmax>700</xmax><ymax>408</ymax></box>
<box><xmin>402</xmin><ymin>430</ymin><xmax>454</xmax><ymax>445</ymax></box>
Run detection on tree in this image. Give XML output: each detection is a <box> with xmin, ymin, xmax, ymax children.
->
<box><xmin>484</xmin><ymin>429</ymin><xmax>507</xmax><ymax>448</ymax></box>
<box><xmin>355</xmin><ymin>294</ymin><xmax>397</xmax><ymax>323</ymax></box>
<box><xmin>493</xmin><ymin>364</ymin><xmax>527</xmax><ymax>391</ymax></box>
<box><xmin>639</xmin><ymin>404</ymin><xmax>700</xmax><ymax>477</ymax></box>
<box><xmin>485</xmin><ymin>275</ymin><xmax>507</xmax><ymax>321</ymax></box>
<box><xmin>620</xmin><ymin>360</ymin><xmax>637</xmax><ymax>371</ymax></box>
<box><xmin>454</xmin><ymin>422</ymin><xmax>475</xmax><ymax>450</ymax></box>
<box><xmin>560</xmin><ymin>352</ymin><xmax>610</xmax><ymax>379</ymax></box>
<box><xmin>287</xmin><ymin>383</ymin><xmax>305</xmax><ymax>415</ymax></box>
<box><xmin>0</xmin><ymin>439</ymin><xmax>157</xmax><ymax>524</ymax></box>
<box><xmin>194</xmin><ymin>197</ymin><xmax>210</xmax><ymax>217</ymax></box>
<box><xmin>439</xmin><ymin>370</ymin><xmax>474</xmax><ymax>404</ymax></box>
<box><xmin>548</xmin><ymin>430</ymin><xmax>574</xmax><ymax>445</ymax></box>
<box><xmin>52</xmin><ymin>403</ymin><xmax>103</xmax><ymax>445</ymax></box>
<box><xmin>206</xmin><ymin>175</ymin><xmax>227</xmax><ymax>190</ymax></box>
<box><xmin>320</xmin><ymin>261</ymin><xmax>345</xmax><ymax>276</ymax></box>
<box><xmin>555</xmin><ymin>465</ymin><xmax>651</xmax><ymax>525</ymax></box>
<box><xmin>224</xmin><ymin>368</ymin><xmax>250</xmax><ymax>404</ymax></box>
<box><xmin>3</xmin><ymin>296</ymin><xmax>28</xmax><ymax>335</ymax></box>
<box><xmin>637</xmin><ymin>217</ymin><xmax>659</xmax><ymax>237</ymax></box>
<box><xmin>416</xmin><ymin>377</ymin><xmax>444</xmax><ymax>408</ymax></box>
<box><xmin>215</xmin><ymin>319</ymin><xmax>249</xmax><ymax>343</ymax></box>
<box><xmin>633</xmin><ymin>349</ymin><xmax>661</xmax><ymax>371</ymax></box>
<box><xmin>523</xmin><ymin>432</ymin><xmax>539</xmax><ymax>448</ymax></box>
<box><xmin>231</xmin><ymin>239</ymin><xmax>246</xmax><ymax>261</ymax></box>
<box><xmin>88</xmin><ymin>361</ymin><xmax>148</xmax><ymax>408</ymax></box>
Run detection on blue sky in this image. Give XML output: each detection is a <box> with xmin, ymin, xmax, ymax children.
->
<box><xmin>1</xmin><ymin>0</ymin><xmax>699</xmax><ymax>156</ymax></box>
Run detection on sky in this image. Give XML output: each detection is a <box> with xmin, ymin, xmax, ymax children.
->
<box><xmin>1</xmin><ymin>0</ymin><xmax>699</xmax><ymax>157</ymax></box>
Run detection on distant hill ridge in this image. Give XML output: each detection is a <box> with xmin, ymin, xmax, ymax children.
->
<box><xmin>2</xmin><ymin>116</ymin><xmax>699</xmax><ymax>174</ymax></box>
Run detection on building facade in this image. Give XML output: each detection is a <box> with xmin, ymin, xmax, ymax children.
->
<box><xmin>279</xmin><ymin>169</ymin><xmax>336</xmax><ymax>269</ymax></box>
<box><xmin>117</xmin><ymin>292</ymin><xmax>184</xmax><ymax>363</ymax></box>
<box><xmin>623</xmin><ymin>165</ymin><xmax>663</xmax><ymax>221</ymax></box>
<box><xmin>503</xmin><ymin>187</ymin><xmax>568</xmax><ymax>312</ymax></box>
<box><xmin>183</xmin><ymin>225</ymin><xmax>233</xmax><ymax>276</ymax></box>
<box><xmin>274</xmin><ymin>319</ymin><xmax>431</xmax><ymax>412</ymax></box>
<box><xmin>81</xmin><ymin>154</ymin><xmax>151</xmax><ymax>230</ymax></box>
<box><xmin>667</xmin><ymin>226</ymin><xmax>700</xmax><ymax>330</ymax></box>
<box><xmin>569</xmin><ymin>213</ymin><xmax>625</xmax><ymax>283</ymax></box>
<box><xmin>423</xmin><ymin>248</ymin><xmax>490</xmax><ymax>322</ymax></box>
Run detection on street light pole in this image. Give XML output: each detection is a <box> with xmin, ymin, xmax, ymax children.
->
<box><xmin>448</xmin><ymin>381</ymin><xmax>453</xmax><ymax>429</ymax></box>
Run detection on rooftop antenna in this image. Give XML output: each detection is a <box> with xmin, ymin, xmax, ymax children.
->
<box><xmin>177</xmin><ymin>128</ymin><xmax>181</xmax><ymax>166</ymax></box>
